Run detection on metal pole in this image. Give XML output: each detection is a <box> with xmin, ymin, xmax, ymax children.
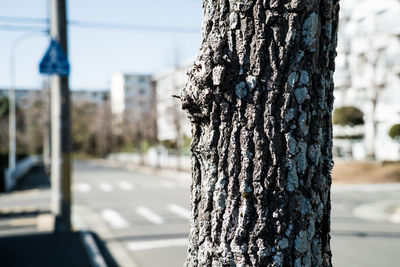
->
<box><xmin>8</xmin><ymin>54</ymin><xmax>16</xmax><ymax>173</ymax></box>
<box><xmin>50</xmin><ymin>0</ymin><xmax>72</xmax><ymax>233</ymax></box>
<box><xmin>43</xmin><ymin>78</ymin><xmax>51</xmax><ymax>174</ymax></box>
<box><xmin>8</xmin><ymin>33</ymin><xmax>48</xmax><ymax>192</ymax></box>
<box><xmin>9</xmin><ymin>34</ymin><xmax>45</xmax><ymax>177</ymax></box>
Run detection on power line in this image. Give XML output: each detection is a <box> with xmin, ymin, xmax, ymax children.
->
<box><xmin>0</xmin><ymin>16</ymin><xmax>48</xmax><ymax>24</ymax></box>
<box><xmin>68</xmin><ymin>20</ymin><xmax>199</xmax><ymax>33</ymax></box>
<box><xmin>0</xmin><ymin>25</ymin><xmax>48</xmax><ymax>32</ymax></box>
<box><xmin>0</xmin><ymin>16</ymin><xmax>200</xmax><ymax>34</ymax></box>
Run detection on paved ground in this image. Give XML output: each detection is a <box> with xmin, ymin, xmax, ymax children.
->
<box><xmin>0</xmin><ymin>166</ymin><xmax>116</xmax><ymax>267</ymax></box>
<box><xmin>0</xmin><ymin>232</ymin><xmax>93</xmax><ymax>267</ymax></box>
<box><xmin>72</xmin><ymin>161</ymin><xmax>191</xmax><ymax>267</ymax></box>
<box><xmin>1</xmin><ymin>160</ymin><xmax>400</xmax><ymax>266</ymax></box>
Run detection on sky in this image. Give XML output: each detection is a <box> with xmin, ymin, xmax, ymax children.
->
<box><xmin>0</xmin><ymin>0</ymin><xmax>202</xmax><ymax>90</ymax></box>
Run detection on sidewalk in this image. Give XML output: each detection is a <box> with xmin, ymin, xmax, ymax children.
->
<box><xmin>0</xmin><ymin>165</ymin><xmax>117</xmax><ymax>267</ymax></box>
<box><xmin>0</xmin><ymin>232</ymin><xmax>93</xmax><ymax>267</ymax></box>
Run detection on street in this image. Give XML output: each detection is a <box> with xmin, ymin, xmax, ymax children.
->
<box><xmin>72</xmin><ymin>161</ymin><xmax>191</xmax><ymax>267</ymax></box>
<box><xmin>1</xmin><ymin>160</ymin><xmax>400</xmax><ymax>267</ymax></box>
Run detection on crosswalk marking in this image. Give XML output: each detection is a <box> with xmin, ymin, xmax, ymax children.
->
<box><xmin>126</xmin><ymin>238</ymin><xmax>187</xmax><ymax>251</ymax></box>
<box><xmin>73</xmin><ymin>180</ymin><xmax>189</xmax><ymax>192</ymax></box>
<box><xmin>389</xmin><ymin>207</ymin><xmax>400</xmax><ymax>224</ymax></box>
<box><xmin>118</xmin><ymin>181</ymin><xmax>134</xmax><ymax>191</ymax></box>
<box><xmin>353</xmin><ymin>200</ymin><xmax>400</xmax><ymax>223</ymax></box>
<box><xmin>74</xmin><ymin>183</ymin><xmax>91</xmax><ymax>192</ymax></box>
<box><xmin>99</xmin><ymin>182</ymin><xmax>113</xmax><ymax>192</ymax></box>
<box><xmin>167</xmin><ymin>204</ymin><xmax>191</xmax><ymax>220</ymax></box>
<box><xmin>101</xmin><ymin>209</ymin><xmax>129</xmax><ymax>229</ymax></box>
<box><xmin>136</xmin><ymin>206</ymin><xmax>165</xmax><ymax>224</ymax></box>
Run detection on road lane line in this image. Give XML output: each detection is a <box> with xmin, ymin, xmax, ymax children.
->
<box><xmin>167</xmin><ymin>204</ymin><xmax>191</xmax><ymax>220</ymax></box>
<box><xmin>118</xmin><ymin>181</ymin><xmax>134</xmax><ymax>191</ymax></box>
<box><xmin>352</xmin><ymin>200</ymin><xmax>400</xmax><ymax>223</ymax></box>
<box><xmin>389</xmin><ymin>206</ymin><xmax>400</xmax><ymax>224</ymax></box>
<box><xmin>99</xmin><ymin>182</ymin><xmax>113</xmax><ymax>192</ymax></box>
<box><xmin>136</xmin><ymin>206</ymin><xmax>165</xmax><ymax>224</ymax></box>
<box><xmin>74</xmin><ymin>183</ymin><xmax>92</xmax><ymax>192</ymax></box>
<box><xmin>126</xmin><ymin>238</ymin><xmax>187</xmax><ymax>251</ymax></box>
<box><xmin>101</xmin><ymin>209</ymin><xmax>129</xmax><ymax>229</ymax></box>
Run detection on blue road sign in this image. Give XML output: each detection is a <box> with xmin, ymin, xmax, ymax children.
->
<box><xmin>39</xmin><ymin>39</ymin><xmax>70</xmax><ymax>76</ymax></box>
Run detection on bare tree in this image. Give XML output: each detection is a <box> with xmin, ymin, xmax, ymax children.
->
<box><xmin>121</xmin><ymin>86</ymin><xmax>157</xmax><ymax>164</ymax></box>
<box><xmin>181</xmin><ymin>0</ymin><xmax>339</xmax><ymax>266</ymax></box>
<box><xmin>171</xmin><ymin>47</ymin><xmax>186</xmax><ymax>170</ymax></box>
<box><xmin>94</xmin><ymin>95</ymin><xmax>113</xmax><ymax>157</ymax></box>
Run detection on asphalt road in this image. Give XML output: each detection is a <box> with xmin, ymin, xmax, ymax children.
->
<box><xmin>1</xmin><ymin>160</ymin><xmax>400</xmax><ymax>267</ymax></box>
<box><xmin>72</xmin><ymin>161</ymin><xmax>191</xmax><ymax>267</ymax></box>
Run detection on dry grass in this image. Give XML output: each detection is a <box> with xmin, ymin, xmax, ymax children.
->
<box><xmin>332</xmin><ymin>161</ymin><xmax>400</xmax><ymax>183</ymax></box>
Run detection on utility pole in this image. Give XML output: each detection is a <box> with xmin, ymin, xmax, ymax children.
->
<box><xmin>50</xmin><ymin>0</ymin><xmax>72</xmax><ymax>233</ymax></box>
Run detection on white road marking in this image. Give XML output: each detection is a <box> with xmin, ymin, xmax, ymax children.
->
<box><xmin>99</xmin><ymin>182</ymin><xmax>113</xmax><ymax>192</ymax></box>
<box><xmin>167</xmin><ymin>204</ymin><xmax>191</xmax><ymax>220</ymax></box>
<box><xmin>74</xmin><ymin>183</ymin><xmax>91</xmax><ymax>192</ymax></box>
<box><xmin>389</xmin><ymin>206</ymin><xmax>400</xmax><ymax>224</ymax></box>
<box><xmin>126</xmin><ymin>238</ymin><xmax>187</xmax><ymax>251</ymax></box>
<box><xmin>101</xmin><ymin>209</ymin><xmax>129</xmax><ymax>229</ymax></box>
<box><xmin>118</xmin><ymin>181</ymin><xmax>134</xmax><ymax>191</ymax></box>
<box><xmin>136</xmin><ymin>206</ymin><xmax>165</xmax><ymax>224</ymax></box>
<box><xmin>352</xmin><ymin>200</ymin><xmax>400</xmax><ymax>223</ymax></box>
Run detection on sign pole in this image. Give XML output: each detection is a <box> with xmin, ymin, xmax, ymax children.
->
<box><xmin>49</xmin><ymin>0</ymin><xmax>72</xmax><ymax>233</ymax></box>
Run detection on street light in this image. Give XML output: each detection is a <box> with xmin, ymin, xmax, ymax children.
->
<box><xmin>8</xmin><ymin>32</ymin><xmax>48</xmax><ymax>176</ymax></box>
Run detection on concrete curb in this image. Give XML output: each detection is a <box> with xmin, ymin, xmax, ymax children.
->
<box><xmin>79</xmin><ymin>230</ymin><xmax>108</xmax><ymax>267</ymax></box>
<box><xmin>73</xmin><ymin>205</ymin><xmax>139</xmax><ymax>267</ymax></box>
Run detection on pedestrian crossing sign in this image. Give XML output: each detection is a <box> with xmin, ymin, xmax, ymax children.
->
<box><xmin>39</xmin><ymin>39</ymin><xmax>70</xmax><ymax>76</ymax></box>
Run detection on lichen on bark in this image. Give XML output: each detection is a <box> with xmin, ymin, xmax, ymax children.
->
<box><xmin>181</xmin><ymin>0</ymin><xmax>339</xmax><ymax>266</ymax></box>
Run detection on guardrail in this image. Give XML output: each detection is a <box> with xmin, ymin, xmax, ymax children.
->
<box><xmin>3</xmin><ymin>155</ymin><xmax>43</xmax><ymax>192</ymax></box>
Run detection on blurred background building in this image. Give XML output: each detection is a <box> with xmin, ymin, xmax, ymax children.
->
<box><xmin>153</xmin><ymin>63</ymin><xmax>191</xmax><ymax>143</ymax></box>
<box><xmin>0</xmin><ymin>0</ymin><xmax>399</xmax><ymax>165</ymax></box>
<box><xmin>110</xmin><ymin>73</ymin><xmax>157</xmax><ymax>154</ymax></box>
<box><xmin>333</xmin><ymin>0</ymin><xmax>400</xmax><ymax>161</ymax></box>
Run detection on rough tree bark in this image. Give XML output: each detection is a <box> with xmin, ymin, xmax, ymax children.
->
<box><xmin>181</xmin><ymin>0</ymin><xmax>339</xmax><ymax>266</ymax></box>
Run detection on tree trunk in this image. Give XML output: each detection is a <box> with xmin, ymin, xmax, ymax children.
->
<box><xmin>181</xmin><ymin>0</ymin><xmax>339</xmax><ymax>266</ymax></box>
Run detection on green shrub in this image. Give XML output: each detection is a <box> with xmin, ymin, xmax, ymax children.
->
<box><xmin>334</xmin><ymin>134</ymin><xmax>364</xmax><ymax>140</ymax></box>
<box><xmin>389</xmin><ymin>124</ymin><xmax>400</xmax><ymax>140</ymax></box>
<box><xmin>333</xmin><ymin>106</ymin><xmax>364</xmax><ymax>126</ymax></box>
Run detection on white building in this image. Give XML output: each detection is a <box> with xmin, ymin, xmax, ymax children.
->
<box><xmin>333</xmin><ymin>0</ymin><xmax>400</xmax><ymax>160</ymax></box>
<box><xmin>110</xmin><ymin>73</ymin><xmax>154</xmax><ymax>122</ymax></box>
<box><xmin>152</xmin><ymin>64</ymin><xmax>191</xmax><ymax>142</ymax></box>
<box><xmin>72</xmin><ymin>89</ymin><xmax>109</xmax><ymax>105</ymax></box>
